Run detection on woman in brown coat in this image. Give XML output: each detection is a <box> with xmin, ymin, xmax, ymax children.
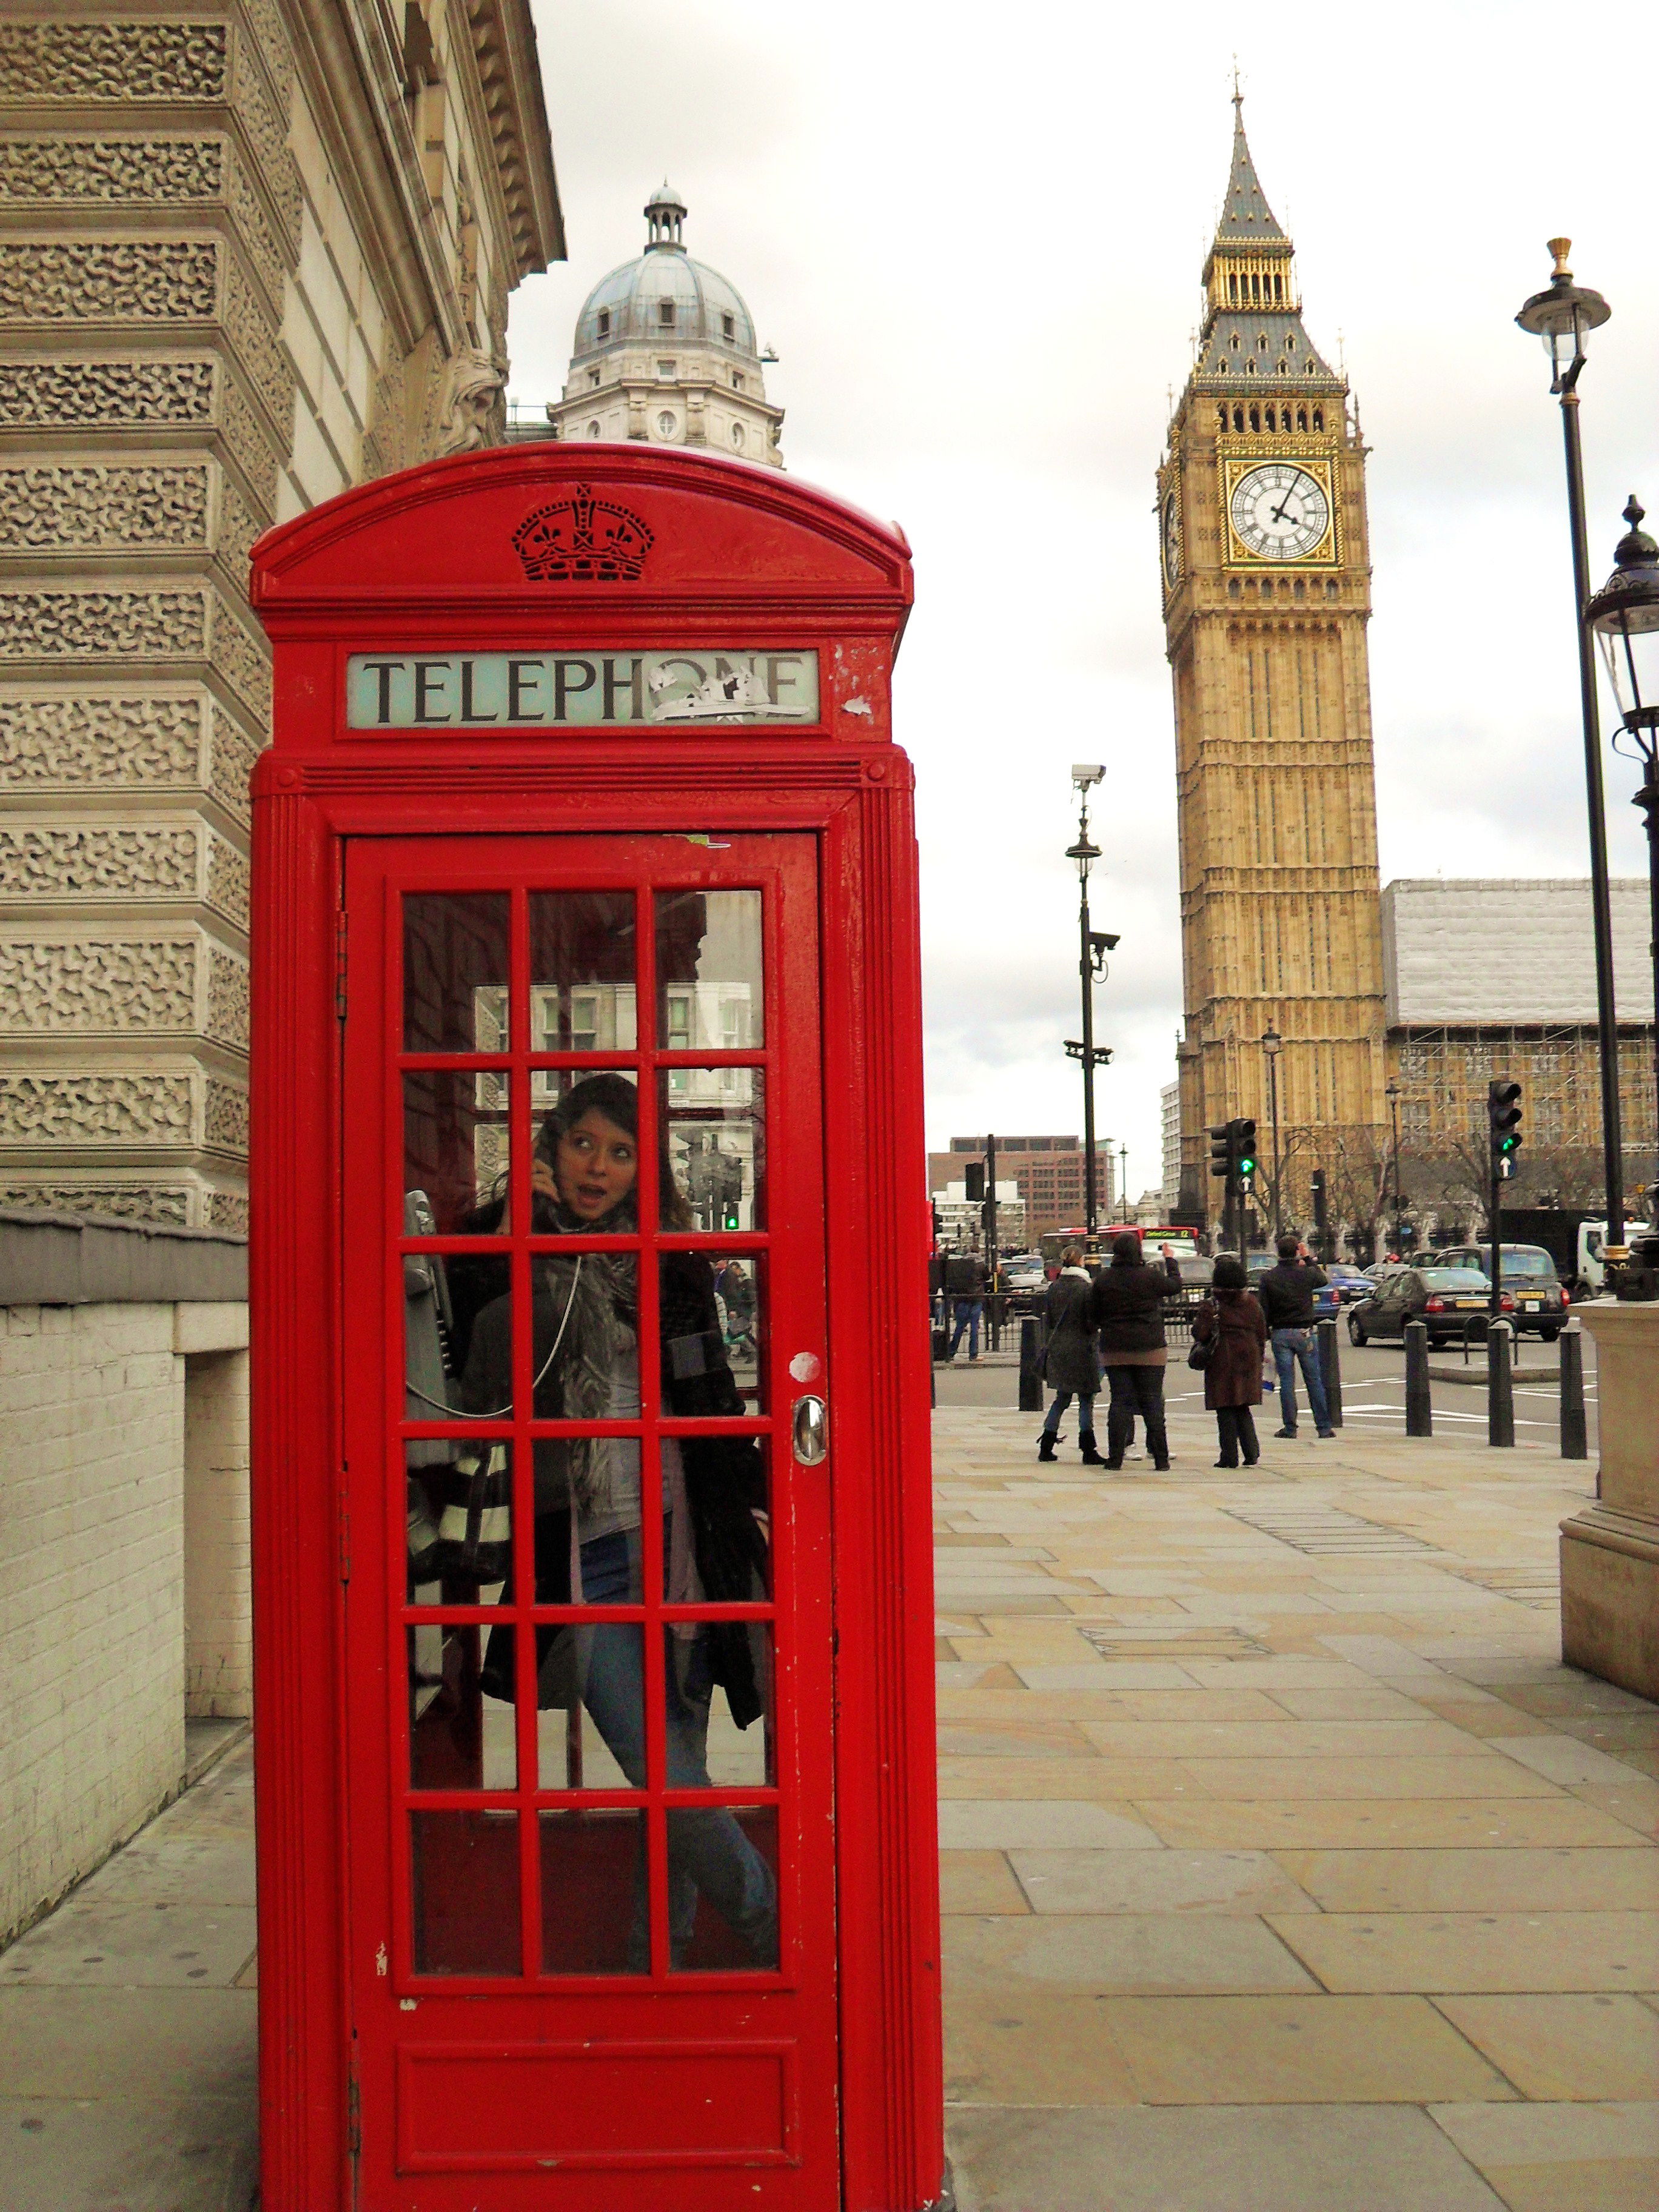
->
<box><xmin>1190</xmin><ymin>1255</ymin><xmax>1268</xmax><ymax>1468</ymax></box>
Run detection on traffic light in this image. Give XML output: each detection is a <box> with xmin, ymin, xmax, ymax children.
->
<box><xmin>1233</xmin><ymin>1118</ymin><xmax>1258</xmax><ymax>1187</ymax></box>
<box><xmin>964</xmin><ymin>1161</ymin><xmax>985</xmax><ymax>1202</ymax></box>
<box><xmin>1488</xmin><ymin>1080</ymin><xmax>1523</xmax><ymax>1178</ymax></box>
<box><xmin>1208</xmin><ymin>1123</ymin><xmax>1234</xmax><ymax>1181</ymax></box>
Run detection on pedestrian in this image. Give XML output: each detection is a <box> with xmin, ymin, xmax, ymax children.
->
<box><xmin>1036</xmin><ymin>1242</ymin><xmax>1103</xmax><ymax>1463</ymax></box>
<box><xmin>944</xmin><ymin>1247</ymin><xmax>988</xmax><ymax>1362</ymax></box>
<box><xmin>1255</xmin><ymin>1232</ymin><xmax>1335</xmax><ymax>1439</ymax></box>
<box><xmin>1191</xmin><ymin>1254</ymin><xmax>1268</xmax><ymax>1467</ymax></box>
<box><xmin>1088</xmin><ymin>1230</ymin><xmax>1181</xmax><ymax>1471</ymax></box>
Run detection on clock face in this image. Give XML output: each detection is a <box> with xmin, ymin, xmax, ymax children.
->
<box><xmin>1162</xmin><ymin>491</ymin><xmax>1181</xmax><ymax>586</ymax></box>
<box><xmin>1230</xmin><ymin>463</ymin><xmax>1332</xmax><ymax>561</ymax></box>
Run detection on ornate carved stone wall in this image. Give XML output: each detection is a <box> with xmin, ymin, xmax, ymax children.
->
<box><xmin>0</xmin><ymin>0</ymin><xmax>561</xmax><ymax>1228</ymax></box>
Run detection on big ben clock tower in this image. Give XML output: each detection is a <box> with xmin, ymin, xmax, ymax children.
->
<box><xmin>1161</xmin><ymin>96</ymin><xmax>1387</xmax><ymax>1232</ymax></box>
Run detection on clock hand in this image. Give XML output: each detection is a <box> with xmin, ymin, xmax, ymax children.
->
<box><xmin>1269</xmin><ymin>497</ymin><xmax>1301</xmax><ymax>525</ymax></box>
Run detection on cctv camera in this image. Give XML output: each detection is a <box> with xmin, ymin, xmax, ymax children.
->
<box><xmin>1071</xmin><ymin>763</ymin><xmax>1105</xmax><ymax>788</ymax></box>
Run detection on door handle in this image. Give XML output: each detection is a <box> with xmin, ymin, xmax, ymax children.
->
<box><xmin>791</xmin><ymin>1395</ymin><xmax>828</xmax><ymax>1466</ymax></box>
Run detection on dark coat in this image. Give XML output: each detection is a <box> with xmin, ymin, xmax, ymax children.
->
<box><xmin>1090</xmin><ymin>1255</ymin><xmax>1182</xmax><ymax>1358</ymax></box>
<box><xmin>462</xmin><ymin>1243</ymin><xmax>768</xmax><ymax>1727</ymax></box>
<box><xmin>1193</xmin><ymin>1289</ymin><xmax>1268</xmax><ymax>1409</ymax></box>
<box><xmin>1256</xmin><ymin>1259</ymin><xmax>1327</xmax><ymax>1330</ymax></box>
<box><xmin>1042</xmin><ymin>1271</ymin><xmax>1101</xmax><ymax>1396</ymax></box>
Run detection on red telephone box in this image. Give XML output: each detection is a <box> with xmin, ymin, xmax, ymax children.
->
<box><xmin>246</xmin><ymin>447</ymin><xmax>943</xmax><ymax>2212</ymax></box>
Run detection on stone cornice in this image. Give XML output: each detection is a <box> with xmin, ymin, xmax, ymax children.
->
<box><xmin>277</xmin><ymin>0</ymin><xmax>463</xmax><ymax>355</ymax></box>
<box><xmin>460</xmin><ymin>0</ymin><xmax>564</xmax><ymax>282</ymax></box>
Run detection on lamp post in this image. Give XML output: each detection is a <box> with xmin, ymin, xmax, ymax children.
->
<box><xmin>1385</xmin><ymin>1076</ymin><xmax>1404</xmax><ymax>1253</ymax></box>
<box><xmin>1118</xmin><ymin>1142</ymin><xmax>1129</xmax><ymax>1223</ymax></box>
<box><xmin>1586</xmin><ymin>497</ymin><xmax>1659</xmax><ymax>1225</ymax></box>
<box><xmin>1064</xmin><ymin>765</ymin><xmax>1115</xmax><ymax>1239</ymax></box>
<box><xmin>1261</xmin><ymin>1023</ymin><xmax>1284</xmax><ymax>1236</ymax></box>
<box><xmin>1516</xmin><ymin>240</ymin><xmax>1625</xmax><ymax>1252</ymax></box>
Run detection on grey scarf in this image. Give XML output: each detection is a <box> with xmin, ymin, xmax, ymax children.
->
<box><xmin>537</xmin><ymin>1196</ymin><xmax>639</xmax><ymax>1518</ymax></box>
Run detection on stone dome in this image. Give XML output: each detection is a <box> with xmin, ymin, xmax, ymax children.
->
<box><xmin>571</xmin><ymin>183</ymin><xmax>760</xmax><ymax>360</ymax></box>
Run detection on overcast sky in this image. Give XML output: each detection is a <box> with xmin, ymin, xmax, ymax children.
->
<box><xmin>511</xmin><ymin>1</ymin><xmax>1659</xmax><ymax>1196</ymax></box>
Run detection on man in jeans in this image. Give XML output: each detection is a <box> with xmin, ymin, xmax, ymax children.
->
<box><xmin>944</xmin><ymin>1248</ymin><xmax>989</xmax><ymax>1362</ymax></box>
<box><xmin>1255</xmin><ymin>1232</ymin><xmax>1335</xmax><ymax>1439</ymax></box>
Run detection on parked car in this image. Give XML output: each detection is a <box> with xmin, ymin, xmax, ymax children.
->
<box><xmin>1434</xmin><ymin>1245</ymin><xmax>1569</xmax><ymax>1340</ymax></box>
<box><xmin>1347</xmin><ymin>1265</ymin><xmax>1496</xmax><ymax>1347</ymax></box>
<box><xmin>1324</xmin><ymin>1263</ymin><xmax>1373</xmax><ymax>1305</ymax></box>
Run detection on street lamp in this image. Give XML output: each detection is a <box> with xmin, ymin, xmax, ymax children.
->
<box><xmin>1384</xmin><ymin>1076</ymin><xmax>1404</xmax><ymax>1252</ymax></box>
<box><xmin>1065</xmin><ymin>763</ymin><xmax>1114</xmax><ymax>1238</ymax></box>
<box><xmin>1515</xmin><ymin>240</ymin><xmax>1626</xmax><ymax>1252</ymax></box>
<box><xmin>1261</xmin><ymin>1022</ymin><xmax>1284</xmax><ymax>1236</ymax></box>
<box><xmin>1586</xmin><ymin>496</ymin><xmax>1659</xmax><ymax>1224</ymax></box>
<box><xmin>1118</xmin><ymin>1142</ymin><xmax>1128</xmax><ymax>1223</ymax></box>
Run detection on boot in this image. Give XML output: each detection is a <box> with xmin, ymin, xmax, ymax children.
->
<box><xmin>1079</xmin><ymin>1438</ymin><xmax>1105</xmax><ymax>1466</ymax></box>
<box><xmin>1037</xmin><ymin>1433</ymin><xmax>1058</xmax><ymax>1463</ymax></box>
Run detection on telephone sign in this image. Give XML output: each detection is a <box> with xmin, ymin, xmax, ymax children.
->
<box><xmin>248</xmin><ymin>447</ymin><xmax>943</xmax><ymax>2211</ymax></box>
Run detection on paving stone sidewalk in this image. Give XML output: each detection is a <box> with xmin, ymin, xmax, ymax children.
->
<box><xmin>2</xmin><ymin>1401</ymin><xmax>1654</xmax><ymax>2211</ymax></box>
<box><xmin>936</xmin><ymin>1398</ymin><xmax>1659</xmax><ymax>2212</ymax></box>
<box><xmin>0</xmin><ymin>1735</ymin><xmax>257</xmax><ymax>2212</ymax></box>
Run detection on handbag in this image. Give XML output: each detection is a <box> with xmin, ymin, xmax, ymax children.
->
<box><xmin>1187</xmin><ymin>1335</ymin><xmax>1214</xmax><ymax>1370</ymax></box>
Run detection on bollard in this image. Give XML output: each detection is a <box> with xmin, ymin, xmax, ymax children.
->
<box><xmin>1316</xmin><ymin>1315</ymin><xmax>1343</xmax><ymax>1429</ymax></box>
<box><xmin>1487</xmin><ymin>1318</ymin><xmax>1515</xmax><ymax>1448</ymax></box>
<box><xmin>1559</xmin><ymin>1319</ymin><xmax>1587</xmax><ymax>1461</ymax></box>
<box><xmin>1405</xmin><ymin>1319</ymin><xmax>1432</xmax><ymax>1436</ymax></box>
<box><xmin>1018</xmin><ymin>1316</ymin><xmax>1044</xmax><ymax>1413</ymax></box>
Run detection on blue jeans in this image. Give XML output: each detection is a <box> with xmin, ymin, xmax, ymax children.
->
<box><xmin>1272</xmin><ymin>1327</ymin><xmax>1331</xmax><ymax>1434</ymax></box>
<box><xmin>948</xmin><ymin>1298</ymin><xmax>984</xmax><ymax>1358</ymax></box>
<box><xmin>578</xmin><ymin>1527</ymin><xmax>777</xmax><ymax>1970</ymax></box>
<box><xmin>1041</xmin><ymin>1389</ymin><xmax>1096</xmax><ymax>1440</ymax></box>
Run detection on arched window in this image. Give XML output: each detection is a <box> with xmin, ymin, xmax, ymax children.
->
<box><xmin>1273</xmin><ymin>274</ymin><xmax>1283</xmax><ymax>303</ymax></box>
<box><xmin>1228</xmin><ymin>273</ymin><xmax>1239</xmax><ymax>302</ymax></box>
<box><xmin>586</xmin><ymin>420</ymin><xmax>602</xmax><ymax>438</ymax></box>
<box><xmin>1265</xmin><ymin>406</ymin><xmax>1275</xmax><ymax>430</ymax></box>
<box><xmin>1217</xmin><ymin>404</ymin><xmax>1228</xmax><ymax>432</ymax></box>
<box><xmin>1293</xmin><ymin>578</ymin><xmax>1305</xmax><ymax>599</ymax></box>
<box><xmin>1249</xmin><ymin>406</ymin><xmax>1260</xmax><ymax>431</ymax></box>
<box><xmin>1244</xmin><ymin>359</ymin><xmax>1256</xmax><ymax>375</ymax></box>
<box><xmin>1296</xmin><ymin>407</ymin><xmax>1308</xmax><ymax>431</ymax></box>
<box><xmin>1312</xmin><ymin>407</ymin><xmax>1324</xmax><ymax>430</ymax></box>
<box><xmin>1233</xmin><ymin>406</ymin><xmax>1245</xmax><ymax>431</ymax></box>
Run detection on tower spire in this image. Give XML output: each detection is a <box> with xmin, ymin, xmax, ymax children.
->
<box><xmin>1215</xmin><ymin>97</ymin><xmax>1289</xmax><ymax>248</ymax></box>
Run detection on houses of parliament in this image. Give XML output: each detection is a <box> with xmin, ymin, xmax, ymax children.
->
<box><xmin>1161</xmin><ymin>101</ymin><xmax>1654</xmax><ymax>1235</ymax></box>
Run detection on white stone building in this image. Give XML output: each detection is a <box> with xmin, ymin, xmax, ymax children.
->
<box><xmin>535</xmin><ymin>183</ymin><xmax>783</xmax><ymax>465</ymax></box>
<box><xmin>1160</xmin><ymin>1079</ymin><xmax>1182</xmax><ymax>1210</ymax></box>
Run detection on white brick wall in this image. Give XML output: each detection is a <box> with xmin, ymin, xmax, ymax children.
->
<box><xmin>0</xmin><ymin>1304</ymin><xmax>186</xmax><ymax>1943</ymax></box>
<box><xmin>183</xmin><ymin>1349</ymin><xmax>251</xmax><ymax>1721</ymax></box>
<box><xmin>1384</xmin><ymin>878</ymin><xmax>1651</xmax><ymax>1025</ymax></box>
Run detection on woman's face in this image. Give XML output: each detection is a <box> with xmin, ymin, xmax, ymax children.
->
<box><xmin>549</xmin><ymin>1109</ymin><xmax>638</xmax><ymax>1222</ymax></box>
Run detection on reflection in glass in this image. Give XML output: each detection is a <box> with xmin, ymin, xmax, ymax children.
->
<box><xmin>411</xmin><ymin>1810</ymin><xmax>521</xmax><ymax>1976</ymax></box>
<box><xmin>528</xmin><ymin>1061</ymin><xmax>638</xmax><ymax>1128</ymax></box>
<box><xmin>408</xmin><ymin>1626</ymin><xmax>515</xmax><ymax>1791</ymax></box>
<box><xmin>656</xmin><ymin>890</ymin><xmax>763</xmax><ymax>1050</ymax></box>
<box><xmin>669</xmin><ymin>1807</ymin><xmax>779</xmax><ymax>1974</ymax></box>
<box><xmin>660</xmin><ymin>1071</ymin><xmax>764</xmax><ymax>1230</ymax></box>
<box><xmin>407</xmin><ymin>1439</ymin><xmax>513</xmax><ymax>1605</ymax></box>
<box><xmin>540</xmin><ymin>1811</ymin><xmax>647</xmax><ymax>1976</ymax></box>
<box><xmin>412</xmin><ymin>1251</ymin><xmax>510</xmax><ymax>1427</ymax></box>
<box><xmin>403</xmin><ymin>893</ymin><xmax>509</xmax><ymax>1053</ymax></box>
<box><xmin>404</xmin><ymin>1070</ymin><xmax>509</xmax><ymax>1238</ymax></box>
<box><xmin>668</xmin><ymin>1626</ymin><xmax>774</xmax><ymax>1790</ymax></box>
<box><xmin>656</xmin><ymin>1252</ymin><xmax>764</xmax><ymax>1412</ymax></box>
<box><xmin>529</xmin><ymin>893</ymin><xmax>637</xmax><ymax>1052</ymax></box>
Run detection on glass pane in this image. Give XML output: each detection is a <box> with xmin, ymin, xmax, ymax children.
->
<box><xmin>668</xmin><ymin>1806</ymin><xmax>779</xmax><ymax>1974</ymax></box>
<box><xmin>525</xmin><ymin>1068</ymin><xmax>640</xmax><ymax>1222</ymax></box>
<box><xmin>529</xmin><ymin>892</ymin><xmax>638</xmax><ymax>1051</ymax></box>
<box><xmin>538</xmin><ymin>1694</ymin><xmax>635</xmax><ymax>1792</ymax></box>
<box><xmin>408</xmin><ymin>1625</ymin><xmax>515</xmax><ymax>1789</ymax></box>
<box><xmin>403</xmin><ymin>893</ymin><xmax>509</xmax><ymax>1053</ymax></box>
<box><xmin>411</xmin><ymin>1810</ymin><xmax>521</xmax><ymax>1976</ymax></box>
<box><xmin>662</xmin><ymin>1433</ymin><xmax>771</xmax><ymax>1601</ymax></box>
<box><xmin>659</xmin><ymin>1252</ymin><xmax>765</xmax><ymax>1413</ymax></box>
<box><xmin>656</xmin><ymin>890</ymin><xmax>763</xmax><ymax>1048</ymax></box>
<box><xmin>426</xmin><ymin>1265</ymin><xmax>512</xmax><ymax>1424</ymax></box>
<box><xmin>660</xmin><ymin>1070</ymin><xmax>765</xmax><ymax>1230</ymax></box>
<box><xmin>540</xmin><ymin>1810</ymin><xmax>648</xmax><ymax>1976</ymax></box>
<box><xmin>406</xmin><ymin>1439</ymin><xmax>514</xmax><ymax>1606</ymax></box>
<box><xmin>665</xmin><ymin>1623</ymin><xmax>774</xmax><ymax>1790</ymax></box>
<box><xmin>404</xmin><ymin>1070</ymin><xmax>509</xmax><ymax>1236</ymax></box>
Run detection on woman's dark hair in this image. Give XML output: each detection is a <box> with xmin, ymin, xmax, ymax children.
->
<box><xmin>1212</xmin><ymin>1255</ymin><xmax>1247</xmax><ymax>1291</ymax></box>
<box><xmin>1111</xmin><ymin>1231</ymin><xmax>1141</xmax><ymax>1265</ymax></box>
<box><xmin>535</xmin><ymin>1072</ymin><xmax>694</xmax><ymax>1229</ymax></box>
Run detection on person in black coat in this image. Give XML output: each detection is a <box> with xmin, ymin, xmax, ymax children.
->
<box><xmin>454</xmin><ymin>1072</ymin><xmax>776</xmax><ymax>1971</ymax></box>
<box><xmin>1088</xmin><ymin>1231</ymin><xmax>1182</xmax><ymax>1470</ymax></box>
<box><xmin>1037</xmin><ymin>1242</ymin><xmax>1104</xmax><ymax>1463</ymax></box>
<box><xmin>1191</xmin><ymin>1254</ymin><xmax>1269</xmax><ymax>1467</ymax></box>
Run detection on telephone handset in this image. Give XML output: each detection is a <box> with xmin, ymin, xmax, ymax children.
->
<box><xmin>404</xmin><ymin>1190</ymin><xmax>458</xmax><ymax>1452</ymax></box>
